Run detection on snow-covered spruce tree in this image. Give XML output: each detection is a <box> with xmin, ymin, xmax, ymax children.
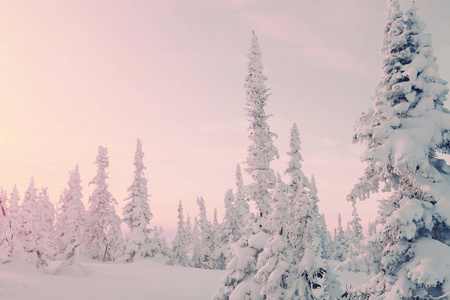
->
<box><xmin>213</xmin><ymin>208</ymin><xmax>219</xmax><ymax>233</ymax></box>
<box><xmin>283</xmin><ymin>124</ymin><xmax>331</xmax><ymax>298</ymax></box>
<box><xmin>234</xmin><ymin>164</ymin><xmax>250</xmax><ymax>238</ymax></box>
<box><xmin>172</xmin><ymin>200</ymin><xmax>189</xmax><ymax>266</ymax></box>
<box><xmin>269</xmin><ymin>174</ymin><xmax>289</xmax><ymax>235</ymax></box>
<box><xmin>348</xmin><ymin>1</ymin><xmax>450</xmax><ymax>298</ymax></box>
<box><xmin>185</xmin><ymin>213</ymin><xmax>193</xmax><ymax>259</ymax></box>
<box><xmin>85</xmin><ymin>146</ymin><xmax>123</xmax><ymax>261</ymax></box>
<box><xmin>190</xmin><ymin>216</ymin><xmax>202</xmax><ymax>268</ymax></box>
<box><xmin>284</xmin><ymin>123</ymin><xmax>310</xmax><ymax>252</ymax></box>
<box><xmin>55</xmin><ymin>165</ymin><xmax>86</xmax><ymax>274</ymax></box>
<box><xmin>9</xmin><ymin>186</ymin><xmax>21</xmax><ymax>235</ymax></box>
<box><xmin>195</xmin><ymin>196</ymin><xmax>215</xmax><ymax>269</ymax></box>
<box><xmin>215</xmin><ymin>189</ymin><xmax>239</xmax><ymax>270</ymax></box>
<box><xmin>367</xmin><ymin>221</ymin><xmax>377</xmax><ymax>237</ymax></box>
<box><xmin>254</xmin><ymin>174</ymin><xmax>299</xmax><ymax>299</ymax></box>
<box><xmin>149</xmin><ymin>225</ymin><xmax>170</xmax><ymax>258</ymax></box>
<box><xmin>308</xmin><ymin>175</ymin><xmax>330</xmax><ymax>258</ymax></box>
<box><xmin>37</xmin><ymin>188</ymin><xmax>55</xmax><ymax>260</ymax></box>
<box><xmin>214</xmin><ymin>32</ymin><xmax>280</xmax><ymax>300</ymax></box>
<box><xmin>317</xmin><ymin>213</ymin><xmax>333</xmax><ymax>260</ymax></box>
<box><xmin>0</xmin><ymin>189</ymin><xmax>13</xmax><ymax>263</ymax></box>
<box><xmin>346</xmin><ymin>202</ymin><xmax>364</xmax><ymax>257</ymax></box>
<box><xmin>122</xmin><ymin>139</ymin><xmax>153</xmax><ymax>262</ymax></box>
<box><xmin>19</xmin><ymin>178</ymin><xmax>47</xmax><ymax>267</ymax></box>
<box><xmin>7</xmin><ymin>185</ymin><xmax>24</xmax><ymax>261</ymax></box>
<box><xmin>331</xmin><ymin>213</ymin><xmax>347</xmax><ymax>262</ymax></box>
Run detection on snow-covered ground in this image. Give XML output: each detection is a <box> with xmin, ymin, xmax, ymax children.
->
<box><xmin>0</xmin><ymin>258</ymin><xmax>367</xmax><ymax>300</ymax></box>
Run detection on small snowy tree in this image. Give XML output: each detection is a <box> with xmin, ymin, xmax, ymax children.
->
<box><xmin>85</xmin><ymin>146</ymin><xmax>123</xmax><ymax>261</ymax></box>
<box><xmin>171</xmin><ymin>200</ymin><xmax>189</xmax><ymax>266</ymax></box>
<box><xmin>348</xmin><ymin>1</ymin><xmax>450</xmax><ymax>298</ymax></box>
<box><xmin>55</xmin><ymin>165</ymin><xmax>86</xmax><ymax>275</ymax></box>
<box><xmin>122</xmin><ymin>139</ymin><xmax>153</xmax><ymax>261</ymax></box>
<box><xmin>148</xmin><ymin>226</ymin><xmax>170</xmax><ymax>259</ymax></box>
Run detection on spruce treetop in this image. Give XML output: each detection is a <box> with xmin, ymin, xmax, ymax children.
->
<box><xmin>244</xmin><ymin>32</ymin><xmax>279</xmax><ymax>226</ymax></box>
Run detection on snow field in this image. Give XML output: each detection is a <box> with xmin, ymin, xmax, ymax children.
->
<box><xmin>0</xmin><ymin>258</ymin><xmax>225</xmax><ymax>300</ymax></box>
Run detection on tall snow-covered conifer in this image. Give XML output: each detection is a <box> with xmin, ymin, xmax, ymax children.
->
<box><xmin>234</xmin><ymin>164</ymin><xmax>249</xmax><ymax>238</ymax></box>
<box><xmin>85</xmin><ymin>146</ymin><xmax>123</xmax><ymax>261</ymax></box>
<box><xmin>254</xmin><ymin>174</ymin><xmax>297</xmax><ymax>299</ymax></box>
<box><xmin>349</xmin><ymin>1</ymin><xmax>450</xmax><ymax>298</ymax></box>
<box><xmin>196</xmin><ymin>196</ymin><xmax>215</xmax><ymax>269</ymax></box>
<box><xmin>122</xmin><ymin>139</ymin><xmax>153</xmax><ymax>261</ymax></box>
<box><xmin>215</xmin><ymin>189</ymin><xmax>238</xmax><ymax>270</ymax></box>
<box><xmin>285</xmin><ymin>123</ymin><xmax>311</xmax><ymax>251</ymax></box>
<box><xmin>37</xmin><ymin>188</ymin><xmax>55</xmax><ymax>260</ymax></box>
<box><xmin>172</xmin><ymin>200</ymin><xmax>188</xmax><ymax>266</ymax></box>
<box><xmin>8</xmin><ymin>186</ymin><xmax>24</xmax><ymax>262</ymax></box>
<box><xmin>19</xmin><ymin>178</ymin><xmax>47</xmax><ymax>267</ymax></box>
<box><xmin>55</xmin><ymin>165</ymin><xmax>86</xmax><ymax>274</ymax></box>
<box><xmin>214</xmin><ymin>31</ymin><xmax>280</xmax><ymax>300</ymax></box>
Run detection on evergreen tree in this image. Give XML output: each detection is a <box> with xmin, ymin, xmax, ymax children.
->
<box><xmin>213</xmin><ymin>208</ymin><xmax>219</xmax><ymax>233</ymax></box>
<box><xmin>317</xmin><ymin>213</ymin><xmax>333</xmax><ymax>260</ymax></box>
<box><xmin>172</xmin><ymin>200</ymin><xmax>188</xmax><ymax>266</ymax></box>
<box><xmin>185</xmin><ymin>213</ymin><xmax>193</xmax><ymax>258</ymax></box>
<box><xmin>196</xmin><ymin>196</ymin><xmax>215</xmax><ymax>269</ymax></box>
<box><xmin>214</xmin><ymin>31</ymin><xmax>279</xmax><ymax>300</ymax></box>
<box><xmin>367</xmin><ymin>221</ymin><xmax>377</xmax><ymax>237</ymax></box>
<box><xmin>234</xmin><ymin>164</ymin><xmax>249</xmax><ymax>238</ymax></box>
<box><xmin>284</xmin><ymin>125</ymin><xmax>329</xmax><ymax>298</ymax></box>
<box><xmin>9</xmin><ymin>186</ymin><xmax>21</xmax><ymax>234</ymax></box>
<box><xmin>0</xmin><ymin>189</ymin><xmax>13</xmax><ymax>263</ymax></box>
<box><xmin>8</xmin><ymin>186</ymin><xmax>24</xmax><ymax>261</ymax></box>
<box><xmin>55</xmin><ymin>165</ymin><xmax>86</xmax><ymax>274</ymax></box>
<box><xmin>308</xmin><ymin>175</ymin><xmax>327</xmax><ymax>257</ymax></box>
<box><xmin>19</xmin><ymin>178</ymin><xmax>47</xmax><ymax>267</ymax></box>
<box><xmin>254</xmin><ymin>174</ymin><xmax>298</xmax><ymax>299</ymax></box>
<box><xmin>347</xmin><ymin>202</ymin><xmax>364</xmax><ymax>257</ymax></box>
<box><xmin>190</xmin><ymin>216</ymin><xmax>202</xmax><ymax>268</ymax></box>
<box><xmin>149</xmin><ymin>225</ymin><xmax>170</xmax><ymax>258</ymax></box>
<box><xmin>85</xmin><ymin>146</ymin><xmax>123</xmax><ymax>261</ymax></box>
<box><xmin>285</xmin><ymin>123</ymin><xmax>310</xmax><ymax>252</ymax></box>
<box><xmin>331</xmin><ymin>214</ymin><xmax>347</xmax><ymax>262</ymax></box>
<box><xmin>348</xmin><ymin>1</ymin><xmax>450</xmax><ymax>298</ymax></box>
<box><xmin>215</xmin><ymin>189</ymin><xmax>239</xmax><ymax>270</ymax></box>
<box><xmin>270</xmin><ymin>174</ymin><xmax>289</xmax><ymax>235</ymax></box>
<box><xmin>122</xmin><ymin>139</ymin><xmax>153</xmax><ymax>261</ymax></box>
<box><xmin>37</xmin><ymin>187</ymin><xmax>55</xmax><ymax>260</ymax></box>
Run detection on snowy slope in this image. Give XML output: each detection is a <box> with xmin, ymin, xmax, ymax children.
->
<box><xmin>0</xmin><ymin>258</ymin><xmax>366</xmax><ymax>300</ymax></box>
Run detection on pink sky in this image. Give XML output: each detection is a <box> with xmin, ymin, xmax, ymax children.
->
<box><xmin>0</xmin><ymin>0</ymin><xmax>449</xmax><ymax>241</ymax></box>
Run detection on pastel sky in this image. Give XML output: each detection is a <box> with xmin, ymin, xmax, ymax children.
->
<box><xmin>0</xmin><ymin>0</ymin><xmax>449</xmax><ymax>241</ymax></box>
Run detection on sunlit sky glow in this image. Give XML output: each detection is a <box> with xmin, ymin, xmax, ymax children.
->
<box><xmin>1</xmin><ymin>0</ymin><xmax>449</xmax><ymax>240</ymax></box>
